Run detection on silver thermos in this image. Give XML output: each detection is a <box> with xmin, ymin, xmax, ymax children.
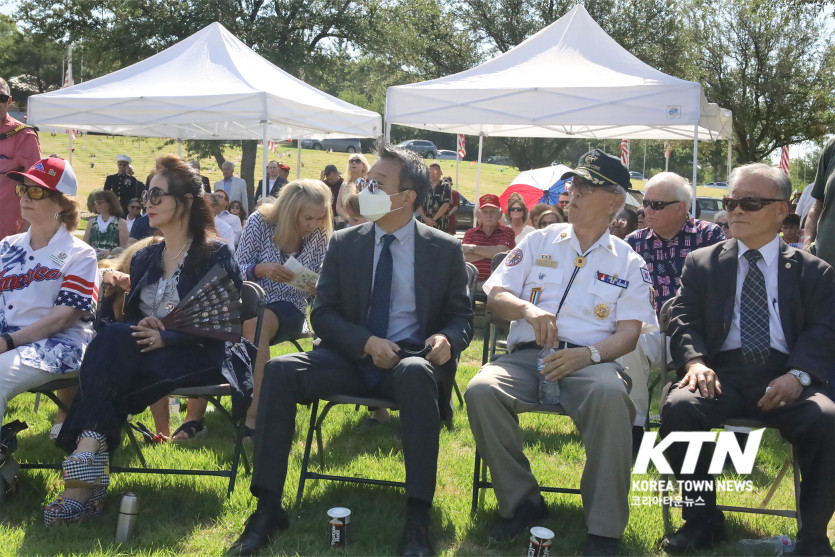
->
<box><xmin>115</xmin><ymin>492</ymin><xmax>139</xmax><ymax>542</ymax></box>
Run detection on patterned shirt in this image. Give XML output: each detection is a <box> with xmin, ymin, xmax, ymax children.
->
<box><xmin>0</xmin><ymin>114</ymin><xmax>41</xmax><ymax>240</ymax></box>
<box><xmin>626</xmin><ymin>218</ymin><xmax>725</xmax><ymax>313</ymax></box>
<box><xmin>463</xmin><ymin>224</ymin><xmax>516</xmax><ymax>280</ymax></box>
<box><xmin>235</xmin><ymin>211</ymin><xmax>329</xmax><ymax>316</ymax></box>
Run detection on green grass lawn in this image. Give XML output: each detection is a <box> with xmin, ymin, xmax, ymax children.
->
<box><xmin>0</xmin><ymin>328</ymin><xmax>824</xmax><ymax>556</ymax></box>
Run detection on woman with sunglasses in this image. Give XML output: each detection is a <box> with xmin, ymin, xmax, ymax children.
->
<box><xmin>124</xmin><ymin>197</ymin><xmax>143</xmax><ymax>233</ymax></box>
<box><xmin>0</xmin><ymin>158</ymin><xmax>99</xmax><ymax>445</ymax></box>
<box><xmin>82</xmin><ymin>190</ymin><xmax>129</xmax><ymax>259</ymax></box>
<box><xmin>534</xmin><ymin>207</ymin><xmax>562</xmax><ymax>229</ymax></box>
<box><xmin>44</xmin><ymin>155</ymin><xmax>254</xmax><ymax>525</ymax></box>
<box><xmin>335</xmin><ymin>153</ymin><xmax>369</xmax><ymax>223</ymax></box>
<box><xmin>505</xmin><ymin>193</ymin><xmax>535</xmax><ymax>242</ymax></box>
<box><xmin>229</xmin><ymin>200</ymin><xmax>247</xmax><ymax>225</ymax></box>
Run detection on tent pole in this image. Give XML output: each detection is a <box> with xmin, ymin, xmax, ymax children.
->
<box><xmin>692</xmin><ymin>124</ymin><xmax>698</xmax><ymax>216</ymax></box>
<box><xmin>455</xmin><ymin>153</ymin><xmax>460</xmax><ymax>192</ymax></box>
<box><xmin>475</xmin><ymin>134</ymin><xmax>484</xmax><ymax>207</ymax></box>
<box><xmin>262</xmin><ymin>120</ymin><xmax>269</xmax><ymax>202</ymax></box>
<box><xmin>727</xmin><ymin>137</ymin><xmax>733</xmax><ymax>181</ymax></box>
<box><xmin>385</xmin><ymin>122</ymin><xmax>391</xmax><ymax>142</ymax></box>
<box><xmin>68</xmin><ymin>133</ymin><xmax>72</xmax><ymax>164</ymax></box>
<box><xmin>296</xmin><ymin>140</ymin><xmax>301</xmax><ymax>179</ymax></box>
<box><xmin>177</xmin><ymin>139</ymin><xmax>182</xmax><ymax>156</ymax></box>
<box><xmin>642</xmin><ymin>142</ymin><xmax>647</xmax><ymax>178</ymax></box>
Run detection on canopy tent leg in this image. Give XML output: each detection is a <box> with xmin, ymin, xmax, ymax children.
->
<box><xmin>727</xmin><ymin>137</ymin><xmax>733</xmax><ymax>182</ymax></box>
<box><xmin>296</xmin><ymin>140</ymin><xmax>301</xmax><ymax>179</ymax></box>
<box><xmin>261</xmin><ymin>120</ymin><xmax>269</xmax><ymax>202</ymax></box>
<box><xmin>692</xmin><ymin>124</ymin><xmax>699</xmax><ymax>216</ymax></box>
<box><xmin>385</xmin><ymin>122</ymin><xmax>391</xmax><ymax>142</ymax></box>
<box><xmin>475</xmin><ymin>134</ymin><xmax>484</xmax><ymax>210</ymax></box>
<box><xmin>68</xmin><ymin>133</ymin><xmax>73</xmax><ymax>164</ymax></box>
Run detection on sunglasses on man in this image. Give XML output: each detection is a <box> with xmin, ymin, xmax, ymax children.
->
<box><xmin>641</xmin><ymin>199</ymin><xmax>679</xmax><ymax>211</ymax></box>
<box><xmin>722</xmin><ymin>196</ymin><xmax>784</xmax><ymax>212</ymax></box>
<box><xmin>0</xmin><ymin>94</ymin><xmax>11</xmax><ymax>103</ymax></box>
<box><xmin>15</xmin><ymin>184</ymin><xmax>54</xmax><ymax>200</ymax></box>
<box><xmin>142</xmin><ymin>187</ymin><xmax>175</xmax><ymax>206</ymax></box>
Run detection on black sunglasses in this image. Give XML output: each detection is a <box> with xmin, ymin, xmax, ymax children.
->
<box><xmin>15</xmin><ymin>184</ymin><xmax>54</xmax><ymax>200</ymax></box>
<box><xmin>642</xmin><ymin>199</ymin><xmax>679</xmax><ymax>210</ymax></box>
<box><xmin>722</xmin><ymin>196</ymin><xmax>784</xmax><ymax>212</ymax></box>
<box><xmin>718</xmin><ymin>221</ymin><xmax>730</xmax><ymax>229</ymax></box>
<box><xmin>508</xmin><ymin>207</ymin><xmax>525</xmax><ymax>212</ymax></box>
<box><xmin>0</xmin><ymin>94</ymin><xmax>10</xmax><ymax>103</ymax></box>
<box><xmin>142</xmin><ymin>187</ymin><xmax>175</xmax><ymax>206</ymax></box>
<box><xmin>349</xmin><ymin>158</ymin><xmax>363</xmax><ymax>164</ymax></box>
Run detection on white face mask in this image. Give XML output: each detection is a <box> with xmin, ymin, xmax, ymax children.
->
<box><xmin>357</xmin><ymin>185</ymin><xmax>405</xmax><ymax>222</ymax></box>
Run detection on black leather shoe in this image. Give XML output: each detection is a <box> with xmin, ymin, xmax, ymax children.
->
<box><xmin>399</xmin><ymin>520</ymin><xmax>433</xmax><ymax>556</ymax></box>
<box><xmin>584</xmin><ymin>534</ymin><xmax>620</xmax><ymax>556</ymax></box>
<box><xmin>661</xmin><ymin>511</ymin><xmax>724</xmax><ymax>553</ymax></box>
<box><xmin>227</xmin><ymin>508</ymin><xmax>289</xmax><ymax>556</ymax></box>
<box><xmin>488</xmin><ymin>495</ymin><xmax>549</xmax><ymax>542</ymax></box>
<box><xmin>796</xmin><ymin>538</ymin><xmax>835</xmax><ymax>556</ymax></box>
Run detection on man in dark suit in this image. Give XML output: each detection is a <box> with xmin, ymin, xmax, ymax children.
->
<box><xmin>228</xmin><ymin>143</ymin><xmax>473</xmax><ymax>557</ymax></box>
<box><xmin>104</xmin><ymin>154</ymin><xmax>145</xmax><ymax>214</ymax></box>
<box><xmin>660</xmin><ymin>163</ymin><xmax>835</xmax><ymax>556</ymax></box>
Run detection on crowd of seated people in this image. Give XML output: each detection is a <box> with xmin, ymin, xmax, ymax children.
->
<box><xmin>2</xmin><ymin>142</ymin><xmax>835</xmax><ymax>557</ymax></box>
<box><xmin>83</xmin><ymin>190</ymin><xmax>129</xmax><ymax>259</ymax></box>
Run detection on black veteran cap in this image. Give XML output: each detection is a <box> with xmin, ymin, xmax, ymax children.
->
<box><xmin>560</xmin><ymin>149</ymin><xmax>631</xmax><ymax>190</ymax></box>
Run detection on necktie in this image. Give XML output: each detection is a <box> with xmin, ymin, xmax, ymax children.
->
<box><xmin>740</xmin><ymin>249</ymin><xmax>770</xmax><ymax>366</ymax></box>
<box><xmin>363</xmin><ymin>234</ymin><xmax>395</xmax><ymax>387</ymax></box>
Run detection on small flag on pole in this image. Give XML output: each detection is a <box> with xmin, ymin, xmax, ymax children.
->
<box><xmin>664</xmin><ymin>141</ymin><xmax>672</xmax><ymax>160</ymax></box>
<box><xmin>457</xmin><ymin>134</ymin><xmax>466</xmax><ymax>159</ymax></box>
<box><xmin>268</xmin><ymin>140</ymin><xmax>276</xmax><ymax>153</ymax></box>
<box><xmin>620</xmin><ymin>139</ymin><xmax>630</xmax><ymax>167</ymax></box>
<box><xmin>779</xmin><ymin>145</ymin><xmax>790</xmax><ymax>176</ymax></box>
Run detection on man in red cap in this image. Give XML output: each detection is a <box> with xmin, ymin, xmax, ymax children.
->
<box><xmin>463</xmin><ymin>193</ymin><xmax>516</xmax><ymax>281</ymax></box>
<box><xmin>0</xmin><ymin>78</ymin><xmax>41</xmax><ymax>240</ymax></box>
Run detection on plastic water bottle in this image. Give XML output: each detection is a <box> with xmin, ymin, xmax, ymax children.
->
<box><xmin>169</xmin><ymin>397</ymin><xmax>182</xmax><ymax>429</ymax></box>
<box><xmin>538</xmin><ymin>347</ymin><xmax>560</xmax><ymax>405</ymax></box>
<box><xmin>736</xmin><ymin>535</ymin><xmax>794</xmax><ymax>556</ymax></box>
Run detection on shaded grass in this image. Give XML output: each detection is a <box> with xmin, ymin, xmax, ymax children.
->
<box><xmin>1</xmin><ymin>333</ymin><xmax>829</xmax><ymax>556</ymax></box>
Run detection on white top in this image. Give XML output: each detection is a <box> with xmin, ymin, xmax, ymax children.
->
<box><xmin>214</xmin><ymin>216</ymin><xmax>237</xmax><ymax>248</ymax></box>
<box><xmin>217</xmin><ymin>210</ymin><xmax>243</xmax><ymax>246</ymax></box>
<box><xmin>96</xmin><ymin>214</ymin><xmax>115</xmax><ymax>232</ymax></box>
<box><xmin>126</xmin><ymin>216</ymin><xmax>137</xmax><ymax>233</ymax></box>
<box><xmin>484</xmin><ymin>223</ymin><xmax>658</xmax><ymax>350</ymax></box>
<box><xmin>0</xmin><ymin>226</ymin><xmax>100</xmax><ymax>373</ymax></box>
<box><xmin>720</xmin><ymin>235</ymin><xmax>788</xmax><ymax>354</ymax></box>
<box><xmin>515</xmin><ymin>225</ymin><xmax>536</xmax><ymax>243</ymax></box>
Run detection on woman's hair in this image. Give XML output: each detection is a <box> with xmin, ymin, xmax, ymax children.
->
<box><xmin>506</xmin><ymin>193</ymin><xmax>529</xmax><ymax>222</ymax></box>
<box><xmin>154</xmin><ymin>155</ymin><xmax>217</xmax><ymax>270</ymax></box>
<box><xmin>229</xmin><ymin>200</ymin><xmax>247</xmax><ymax>223</ymax></box>
<box><xmin>534</xmin><ymin>209</ymin><xmax>563</xmax><ymax>228</ymax></box>
<box><xmin>344</xmin><ymin>193</ymin><xmax>361</xmax><ymax>219</ymax></box>
<box><xmin>344</xmin><ymin>153</ymin><xmax>369</xmax><ymax>183</ymax></box>
<box><xmin>528</xmin><ymin>203</ymin><xmax>553</xmax><ymax>227</ymax></box>
<box><xmin>258</xmin><ymin>179</ymin><xmax>333</xmax><ymax>253</ymax></box>
<box><xmin>127</xmin><ymin>197</ymin><xmax>142</xmax><ymax>211</ymax></box>
<box><xmin>100</xmin><ymin>236</ymin><xmax>163</xmax><ymax>320</ymax></box>
<box><xmin>55</xmin><ymin>195</ymin><xmax>80</xmax><ymax>232</ymax></box>
<box><xmin>93</xmin><ymin>189</ymin><xmax>123</xmax><ymax>218</ymax></box>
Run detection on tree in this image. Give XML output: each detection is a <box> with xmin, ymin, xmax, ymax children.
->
<box><xmin>685</xmin><ymin>0</ymin><xmax>835</xmax><ymax>163</ymax></box>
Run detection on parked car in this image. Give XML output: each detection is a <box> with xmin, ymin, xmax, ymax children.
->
<box><xmin>629</xmin><ymin>171</ymin><xmax>644</xmax><ymax>180</ymax></box>
<box><xmin>398</xmin><ymin>139</ymin><xmax>438</xmax><ymax>158</ymax></box>
<box><xmin>696</xmin><ymin>196</ymin><xmax>722</xmax><ymax>222</ymax></box>
<box><xmin>437</xmin><ymin>150</ymin><xmax>459</xmax><ymax>160</ymax></box>
<box><xmin>300</xmin><ymin>138</ymin><xmax>362</xmax><ymax>153</ymax></box>
<box><xmin>456</xmin><ymin>193</ymin><xmax>475</xmax><ymax>230</ymax></box>
<box><xmin>702</xmin><ymin>181</ymin><xmax>728</xmax><ymax>189</ymax></box>
<box><xmin>486</xmin><ymin>155</ymin><xmax>513</xmax><ymax>165</ymax></box>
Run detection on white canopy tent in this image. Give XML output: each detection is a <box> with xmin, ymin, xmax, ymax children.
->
<box><xmin>385</xmin><ymin>5</ymin><xmax>733</xmax><ymax>211</ymax></box>
<box><xmin>28</xmin><ymin>22</ymin><xmax>382</xmax><ymax>199</ymax></box>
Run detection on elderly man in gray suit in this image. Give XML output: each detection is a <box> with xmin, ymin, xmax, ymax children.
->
<box><xmin>228</xmin><ymin>143</ymin><xmax>473</xmax><ymax>557</ymax></box>
<box><xmin>214</xmin><ymin>161</ymin><xmax>249</xmax><ymax>213</ymax></box>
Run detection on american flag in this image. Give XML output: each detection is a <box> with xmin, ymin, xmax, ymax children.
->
<box><xmin>620</xmin><ymin>139</ymin><xmax>630</xmax><ymax>167</ymax></box>
<box><xmin>779</xmin><ymin>145</ymin><xmax>790</xmax><ymax>176</ymax></box>
<box><xmin>457</xmin><ymin>134</ymin><xmax>466</xmax><ymax>159</ymax></box>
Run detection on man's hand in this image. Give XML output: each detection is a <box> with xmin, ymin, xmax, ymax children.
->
<box><xmin>424</xmin><ymin>334</ymin><xmax>451</xmax><ymax>366</ymax></box>
<box><xmin>758</xmin><ymin>374</ymin><xmax>803</xmax><ymax>412</ymax></box>
<box><xmin>257</xmin><ymin>262</ymin><xmax>295</xmax><ymax>283</ymax></box>
<box><xmin>364</xmin><ymin>336</ymin><xmax>401</xmax><ymax>370</ymax></box>
<box><xmin>521</xmin><ymin>304</ymin><xmax>558</xmax><ymax>348</ymax></box>
<box><xmin>540</xmin><ymin>347</ymin><xmax>589</xmax><ymax>381</ymax></box>
<box><xmin>424</xmin><ymin>217</ymin><xmax>436</xmax><ymax>227</ymax></box>
<box><xmin>679</xmin><ymin>359</ymin><xmax>722</xmax><ymax>398</ymax></box>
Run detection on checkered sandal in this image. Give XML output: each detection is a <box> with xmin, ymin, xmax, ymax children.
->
<box><xmin>43</xmin><ymin>431</ymin><xmax>110</xmax><ymax>526</ymax></box>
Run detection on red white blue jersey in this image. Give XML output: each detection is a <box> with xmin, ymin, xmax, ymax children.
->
<box><xmin>0</xmin><ymin>226</ymin><xmax>100</xmax><ymax>373</ymax></box>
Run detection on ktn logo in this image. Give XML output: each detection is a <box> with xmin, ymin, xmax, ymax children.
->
<box><xmin>633</xmin><ymin>429</ymin><xmax>764</xmax><ymax>475</ymax></box>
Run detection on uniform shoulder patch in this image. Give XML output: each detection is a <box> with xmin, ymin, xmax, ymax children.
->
<box><xmin>641</xmin><ymin>267</ymin><xmax>652</xmax><ymax>284</ymax></box>
<box><xmin>505</xmin><ymin>248</ymin><xmax>523</xmax><ymax>267</ymax></box>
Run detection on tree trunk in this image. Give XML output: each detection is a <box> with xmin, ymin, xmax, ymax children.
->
<box><xmin>240</xmin><ymin>140</ymin><xmax>258</xmax><ymax>209</ymax></box>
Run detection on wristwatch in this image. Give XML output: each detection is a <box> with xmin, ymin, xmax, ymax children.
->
<box><xmin>588</xmin><ymin>344</ymin><xmax>601</xmax><ymax>364</ymax></box>
<box><xmin>788</xmin><ymin>369</ymin><xmax>811</xmax><ymax>387</ymax></box>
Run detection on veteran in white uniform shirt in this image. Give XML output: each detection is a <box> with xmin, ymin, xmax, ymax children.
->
<box><xmin>465</xmin><ymin>150</ymin><xmax>657</xmax><ymax>556</ymax></box>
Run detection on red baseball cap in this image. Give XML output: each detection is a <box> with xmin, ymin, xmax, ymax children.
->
<box><xmin>8</xmin><ymin>157</ymin><xmax>78</xmax><ymax>196</ymax></box>
<box><xmin>479</xmin><ymin>194</ymin><xmax>501</xmax><ymax>209</ymax></box>
<box><xmin>279</xmin><ymin>163</ymin><xmax>290</xmax><ymax>171</ymax></box>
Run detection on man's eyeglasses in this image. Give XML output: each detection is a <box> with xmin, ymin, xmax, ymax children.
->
<box><xmin>0</xmin><ymin>94</ymin><xmax>10</xmax><ymax>103</ymax></box>
<box><xmin>642</xmin><ymin>199</ymin><xmax>680</xmax><ymax>211</ymax></box>
<box><xmin>722</xmin><ymin>196</ymin><xmax>784</xmax><ymax>212</ymax></box>
<box><xmin>142</xmin><ymin>187</ymin><xmax>174</xmax><ymax>206</ymax></box>
<box><xmin>128</xmin><ymin>205</ymin><xmax>142</xmax><ymax>210</ymax></box>
<box><xmin>15</xmin><ymin>184</ymin><xmax>54</xmax><ymax>200</ymax></box>
<box><xmin>355</xmin><ymin>178</ymin><xmax>381</xmax><ymax>193</ymax></box>
<box><xmin>717</xmin><ymin>221</ymin><xmax>730</xmax><ymax>229</ymax></box>
<box><xmin>611</xmin><ymin>218</ymin><xmax>628</xmax><ymax>228</ymax></box>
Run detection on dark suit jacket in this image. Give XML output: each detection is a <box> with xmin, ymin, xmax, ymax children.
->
<box><xmin>670</xmin><ymin>239</ymin><xmax>835</xmax><ymax>384</ymax></box>
<box><xmin>104</xmin><ymin>173</ymin><xmax>145</xmax><ymax>214</ymax></box>
<box><xmin>310</xmin><ymin>220</ymin><xmax>473</xmax><ymax>421</ymax></box>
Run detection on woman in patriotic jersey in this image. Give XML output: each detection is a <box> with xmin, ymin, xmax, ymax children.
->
<box><xmin>0</xmin><ymin>157</ymin><xmax>98</xmax><ymax>432</ymax></box>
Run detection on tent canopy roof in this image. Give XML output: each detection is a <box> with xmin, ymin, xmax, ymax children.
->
<box><xmin>386</xmin><ymin>5</ymin><xmax>731</xmax><ymax>141</ymax></box>
<box><xmin>28</xmin><ymin>22</ymin><xmax>381</xmax><ymax>140</ymax></box>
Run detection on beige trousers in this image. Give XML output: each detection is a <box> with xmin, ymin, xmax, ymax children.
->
<box><xmin>465</xmin><ymin>348</ymin><xmax>635</xmax><ymax>538</ymax></box>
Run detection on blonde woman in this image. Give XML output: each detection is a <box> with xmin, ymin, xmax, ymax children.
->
<box><xmin>177</xmin><ymin>180</ymin><xmax>333</xmax><ymax>439</ymax></box>
<box><xmin>335</xmin><ymin>153</ymin><xmax>369</xmax><ymax>222</ymax></box>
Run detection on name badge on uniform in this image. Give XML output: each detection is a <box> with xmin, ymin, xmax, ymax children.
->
<box><xmin>49</xmin><ymin>249</ymin><xmax>69</xmax><ymax>266</ymax></box>
<box><xmin>596</xmin><ymin>271</ymin><xmax>628</xmax><ymax>289</ymax></box>
<box><xmin>535</xmin><ymin>254</ymin><xmax>557</xmax><ymax>268</ymax></box>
